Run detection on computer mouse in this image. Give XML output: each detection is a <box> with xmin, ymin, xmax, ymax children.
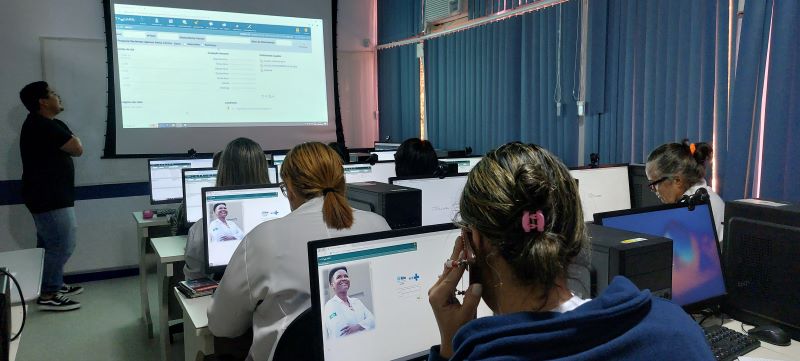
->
<box><xmin>747</xmin><ymin>325</ymin><xmax>791</xmax><ymax>346</ymax></box>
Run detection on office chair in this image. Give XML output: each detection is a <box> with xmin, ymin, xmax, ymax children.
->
<box><xmin>272</xmin><ymin>308</ymin><xmax>316</xmax><ymax>361</ymax></box>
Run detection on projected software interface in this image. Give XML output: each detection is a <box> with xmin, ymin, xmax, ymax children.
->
<box><xmin>569</xmin><ymin>166</ymin><xmax>631</xmax><ymax>222</ymax></box>
<box><xmin>343</xmin><ymin>163</ymin><xmax>396</xmax><ymax>184</ymax></box>
<box><xmin>598</xmin><ymin>204</ymin><xmax>726</xmax><ymax>307</ymax></box>
<box><xmin>312</xmin><ymin>228</ymin><xmax>492</xmax><ymax>361</ymax></box>
<box><xmin>113</xmin><ymin>4</ymin><xmax>327</xmax><ymax>128</ymax></box>
<box><xmin>182</xmin><ymin>168</ymin><xmax>217</xmax><ymax>223</ymax></box>
<box><xmin>203</xmin><ymin>186</ymin><xmax>291</xmax><ymax>269</ymax></box>
<box><xmin>439</xmin><ymin>157</ymin><xmax>481</xmax><ymax>173</ymax></box>
<box><xmin>149</xmin><ymin>158</ymin><xmax>214</xmax><ymax>203</ymax></box>
<box><xmin>391</xmin><ymin>176</ymin><xmax>467</xmax><ymax>226</ymax></box>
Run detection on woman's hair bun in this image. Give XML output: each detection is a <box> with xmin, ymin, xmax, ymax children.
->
<box><xmin>512</xmin><ymin>163</ymin><xmax>552</xmax><ymax>211</ymax></box>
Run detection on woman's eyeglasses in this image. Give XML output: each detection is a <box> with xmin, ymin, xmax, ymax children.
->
<box><xmin>279</xmin><ymin>182</ymin><xmax>288</xmax><ymax>197</ymax></box>
<box><xmin>648</xmin><ymin>177</ymin><xmax>669</xmax><ymax>192</ymax></box>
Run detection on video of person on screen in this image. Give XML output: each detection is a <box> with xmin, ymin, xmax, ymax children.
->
<box><xmin>322</xmin><ymin>263</ymin><xmax>376</xmax><ymax>339</ymax></box>
<box><xmin>207</xmin><ymin>202</ymin><xmax>244</xmax><ymax>242</ymax></box>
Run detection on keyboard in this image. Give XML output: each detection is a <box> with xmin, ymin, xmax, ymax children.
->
<box><xmin>155</xmin><ymin>208</ymin><xmax>177</xmax><ymax>217</ymax></box>
<box><xmin>703</xmin><ymin>325</ymin><xmax>760</xmax><ymax>361</ymax></box>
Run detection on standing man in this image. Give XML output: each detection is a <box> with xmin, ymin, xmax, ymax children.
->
<box><xmin>19</xmin><ymin>81</ymin><xmax>84</xmax><ymax>311</ymax></box>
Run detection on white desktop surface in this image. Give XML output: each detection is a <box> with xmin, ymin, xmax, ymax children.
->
<box><xmin>152</xmin><ymin>236</ymin><xmax>187</xmax><ymax>263</ymax></box>
<box><xmin>132</xmin><ymin>211</ymin><xmax>172</xmax><ymax>339</ymax></box>
<box><xmin>723</xmin><ymin>320</ymin><xmax>799</xmax><ymax>360</ymax></box>
<box><xmin>132</xmin><ymin>211</ymin><xmax>172</xmax><ymax>227</ymax></box>
<box><xmin>152</xmin><ymin>235</ymin><xmax>187</xmax><ymax>361</ymax></box>
<box><xmin>0</xmin><ymin>248</ymin><xmax>44</xmax><ymax>304</ymax></box>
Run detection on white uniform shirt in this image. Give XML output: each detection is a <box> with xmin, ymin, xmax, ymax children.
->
<box><xmin>684</xmin><ymin>180</ymin><xmax>725</xmax><ymax>241</ymax></box>
<box><xmin>209</xmin><ymin>218</ymin><xmax>244</xmax><ymax>243</ymax></box>
<box><xmin>207</xmin><ymin>197</ymin><xmax>391</xmax><ymax>361</ymax></box>
<box><xmin>323</xmin><ymin>295</ymin><xmax>375</xmax><ymax>338</ymax></box>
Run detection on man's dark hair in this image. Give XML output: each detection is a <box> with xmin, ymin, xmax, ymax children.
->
<box><xmin>19</xmin><ymin>81</ymin><xmax>50</xmax><ymax>113</ymax></box>
<box><xmin>395</xmin><ymin>138</ymin><xmax>439</xmax><ymax>177</ymax></box>
<box><xmin>328</xmin><ymin>266</ymin><xmax>348</xmax><ymax>284</ymax></box>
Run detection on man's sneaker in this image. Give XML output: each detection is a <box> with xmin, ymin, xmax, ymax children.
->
<box><xmin>58</xmin><ymin>284</ymin><xmax>83</xmax><ymax>296</ymax></box>
<box><xmin>37</xmin><ymin>294</ymin><xmax>81</xmax><ymax>311</ymax></box>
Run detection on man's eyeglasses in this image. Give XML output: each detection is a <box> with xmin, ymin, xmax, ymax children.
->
<box><xmin>648</xmin><ymin>177</ymin><xmax>669</xmax><ymax>192</ymax></box>
<box><xmin>279</xmin><ymin>182</ymin><xmax>288</xmax><ymax>197</ymax></box>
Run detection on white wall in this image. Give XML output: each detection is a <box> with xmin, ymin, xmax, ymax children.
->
<box><xmin>0</xmin><ymin>0</ymin><xmax>377</xmax><ymax>273</ymax></box>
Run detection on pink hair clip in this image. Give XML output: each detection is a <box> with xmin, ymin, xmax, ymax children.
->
<box><xmin>522</xmin><ymin>210</ymin><xmax>545</xmax><ymax>233</ymax></box>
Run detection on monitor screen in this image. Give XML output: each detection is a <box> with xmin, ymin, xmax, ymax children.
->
<box><xmin>569</xmin><ymin>165</ymin><xmax>632</xmax><ymax>222</ymax></box>
<box><xmin>202</xmin><ymin>185</ymin><xmax>291</xmax><ymax>273</ymax></box>
<box><xmin>439</xmin><ymin>157</ymin><xmax>481</xmax><ymax>173</ymax></box>
<box><xmin>595</xmin><ymin>203</ymin><xmax>726</xmax><ymax>308</ymax></box>
<box><xmin>369</xmin><ymin>150</ymin><xmax>396</xmax><ymax>161</ymax></box>
<box><xmin>268</xmin><ymin>166</ymin><xmax>277</xmax><ymax>184</ymax></box>
<box><xmin>308</xmin><ymin>225</ymin><xmax>492</xmax><ymax>361</ymax></box>
<box><xmin>343</xmin><ymin>163</ymin><xmax>396</xmax><ymax>184</ymax></box>
<box><xmin>390</xmin><ymin>175</ymin><xmax>467</xmax><ymax>226</ymax></box>
<box><xmin>182</xmin><ymin>168</ymin><xmax>217</xmax><ymax>223</ymax></box>
<box><xmin>272</xmin><ymin>154</ymin><xmax>287</xmax><ymax>166</ymax></box>
<box><xmin>149</xmin><ymin>158</ymin><xmax>214</xmax><ymax>204</ymax></box>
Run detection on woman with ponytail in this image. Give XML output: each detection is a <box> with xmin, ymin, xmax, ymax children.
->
<box><xmin>208</xmin><ymin>142</ymin><xmax>390</xmax><ymax>361</ymax></box>
<box><xmin>427</xmin><ymin>142</ymin><xmax>713</xmax><ymax>360</ymax></box>
<box><xmin>646</xmin><ymin>139</ymin><xmax>725</xmax><ymax>238</ymax></box>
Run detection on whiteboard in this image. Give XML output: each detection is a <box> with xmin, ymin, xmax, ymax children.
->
<box><xmin>41</xmin><ymin>37</ymin><xmax>147</xmax><ymax>185</ymax></box>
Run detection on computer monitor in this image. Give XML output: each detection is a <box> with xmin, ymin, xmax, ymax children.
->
<box><xmin>268</xmin><ymin>166</ymin><xmax>278</xmax><ymax>184</ymax></box>
<box><xmin>438</xmin><ymin>156</ymin><xmax>482</xmax><ymax>173</ymax></box>
<box><xmin>628</xmin><ymin>164</ymin><xmax>663</xmax><ymax>208</ymax></box>
<box><xmin>202</xmin><ymin>185</ymin><xmax>291</xmax><ymax>274</ymax></box>
<box><xmin>373</xmin><ymin>142</ymin><xmax>401</xmax><ymax>150</ymax></box>
<box><xmin>723</xmin><ymin>199</ymin><xmax>800</xmax><ymax>341</ymax></box>
<box><xmin>0</xmin><ymin>270</ymin><xmax>10</xmax><ymax>361</ymax></box>
<box><xmin>148</xmin><ymin>157</ymin><xmax>214</xmax><ymax>204</ymax></box>
<box><xmin>182</xmin><ymin>168</ymin><xmax>217</xmax><ymax>223</ymax></box>
<box><xmin>308</xmin><ymin>224</ymin><xmax>493</xmax><ymax>361</ymax></box>
<box><xmin>390</xmin><ymin>174</ymin><xmax>468</xmax><ymax>226</ymax></box>
<box><xmin>594</xmin><ymin>202</ymin><xmax>726</xmax><ymax>310</ymax></box>
<box><xmin>272</xmin><ymin>154</ymin><xmax>287</xmax><ymax>166</ymax></box>
<box><xmin>369</xmin><ymin>150</ymin><xmax>396</xmax><ymax>161</ymax></box>
<box><xmin>343</xmin><ymin>162</ymin><xmax>396</xmax><ymax>184</ymax></box>
<box><xmin>569</xmin><ymin>165</ymin><xmax>632</xmax><ymax>222</ymax></box>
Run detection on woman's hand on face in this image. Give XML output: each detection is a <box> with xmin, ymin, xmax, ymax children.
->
<box><xmin>428</xmin><ymin>236</ymin><xmax>483</xmax><ymax>359</ymax></box>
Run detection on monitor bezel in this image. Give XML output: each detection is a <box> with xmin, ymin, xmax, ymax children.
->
<box><xmin>307</xmin><ymin>223</ymin><xmax>457</xmax><ymax>361</ymax></box>
<box><xmin>593</xmin><ymin>201</ymin><xmax>727</xmax><ymax>313</ymax></box>
<box><xmin>148</xmin><ymin>156</ymin><xmax>213</xmax><ymax>205</ymax></box>
<box><xmin>202</xmin><ymin>183</ymin><xmax>283</xmax><ymax>275</ymax></box>
<box><xmin>181</xmin><ymin>167</ymin><xmax>216</xmax><ymax>224</ymax></box>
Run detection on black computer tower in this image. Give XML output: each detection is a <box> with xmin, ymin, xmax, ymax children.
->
<box><xmin>346</xmin><ymin>182</ymin><xmax>422</xmax><ymax>229</ymax></box>
<box><xmin>723</xmin><ymin>199</ymin><xmax>800</xmax><ymax>341</ymax></box>
<box><xmin>587</xmin><ymin>224</ymin><xmax>673</xmax><ymax>299</ymax></box>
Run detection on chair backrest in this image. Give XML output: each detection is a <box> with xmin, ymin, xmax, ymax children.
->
<box><xmin>272</xmin><ymin>308</ymin><xmax>316</xmax><ymax>361</ymax></box>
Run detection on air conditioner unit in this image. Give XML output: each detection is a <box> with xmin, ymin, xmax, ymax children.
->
<box><xmin>425</xmin><ymin>0</ymin><xmax>467</xmax><ymax>27</ymax></box>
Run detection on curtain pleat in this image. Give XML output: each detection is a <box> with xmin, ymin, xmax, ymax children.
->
<box><xmin>377</xmin><ymin>44</ymin><xmax>420</xmax><ymax>142</ymax></box>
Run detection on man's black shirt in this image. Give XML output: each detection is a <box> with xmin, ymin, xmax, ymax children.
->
<box><xmin>20</xmin><ymin>113</ymin><xmax>75</xmax><ymax>213</ymax></box>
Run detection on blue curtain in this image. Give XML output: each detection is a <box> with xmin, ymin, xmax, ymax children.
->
<box><xmin>584</xmin><ymin>0</ymin><xmax>723</xmax><ymax>166</ymax></box>
<box><xmin>378</xmin><ymin>0</ymin><xmax>423</xmax><ymax>44</ymax></box>
<box><xmin>378</xmin><ymin>44</ymin><xmax>421</xmax><ymax>142</ymax></box>
<box><xmin>426</xmin><ymin>2</ymin><xmax>580</xmax><ymax>163</ymax></box>
<box><xmin>469</xmin><ymin>0</ymin><xmax>541</xmax><ymax>20</ymax></box>
<box><xmin>723</xmin><ymin>0</ymin><xmax>800</xmax><ymax>202</ymax></box>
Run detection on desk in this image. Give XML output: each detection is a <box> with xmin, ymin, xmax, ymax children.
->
<box><xmin>133</xmin><ymin>211</ymin><xmax>170</xmax><ymax>338</ymax></box>
<box><xmin>175</xmin><ymin>288</ymin><xmax>214</xmax><ymax>361</ymax></box>
<box><xmin>152</xmin><ymin>235</ymin><xmax>188</xmax><ymax>361</ymax></box>
<box><xmin>723</xmin><ymin>320</ymin><xmax>799</xmax><ymax>360</ymax></box>
<box><xmin>10</xmin><ymin>305</ymin><xmax>22</xmax><ymax>361</ymax></box>
<box><xmin>0</xmin><ymin>248</ymin><xmax>44</xmax><ymax>304</ymax></box>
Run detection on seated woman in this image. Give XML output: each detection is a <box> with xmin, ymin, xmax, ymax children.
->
<box><xmin>428</xmin><ymin>142</ymin><xmax>713</xmax><ymax>360</ymax></box>
<box><xmin>183</xmin><ymin>138</ymin><xmax>269</xmax><ymax>280</ymax></box>
<box><xmin>394</xmin><ymin>138</ymin><xmax>439</xmax><ymax>177</ymax></box>
<box><xmin>646</xmin><ymin>140</ymin><xmax>724</xmax><ymax>238</ymax></box>
<box><xmin>207</xmin><ymin>142</ymin><xmax>391</xmax><ymax>361</ymax></box>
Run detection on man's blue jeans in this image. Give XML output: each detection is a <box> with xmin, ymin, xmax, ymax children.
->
<box><xmin>31</xmin><ymin>207</ymin><xmax>77</xmax><ymax>294</ymax></box>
